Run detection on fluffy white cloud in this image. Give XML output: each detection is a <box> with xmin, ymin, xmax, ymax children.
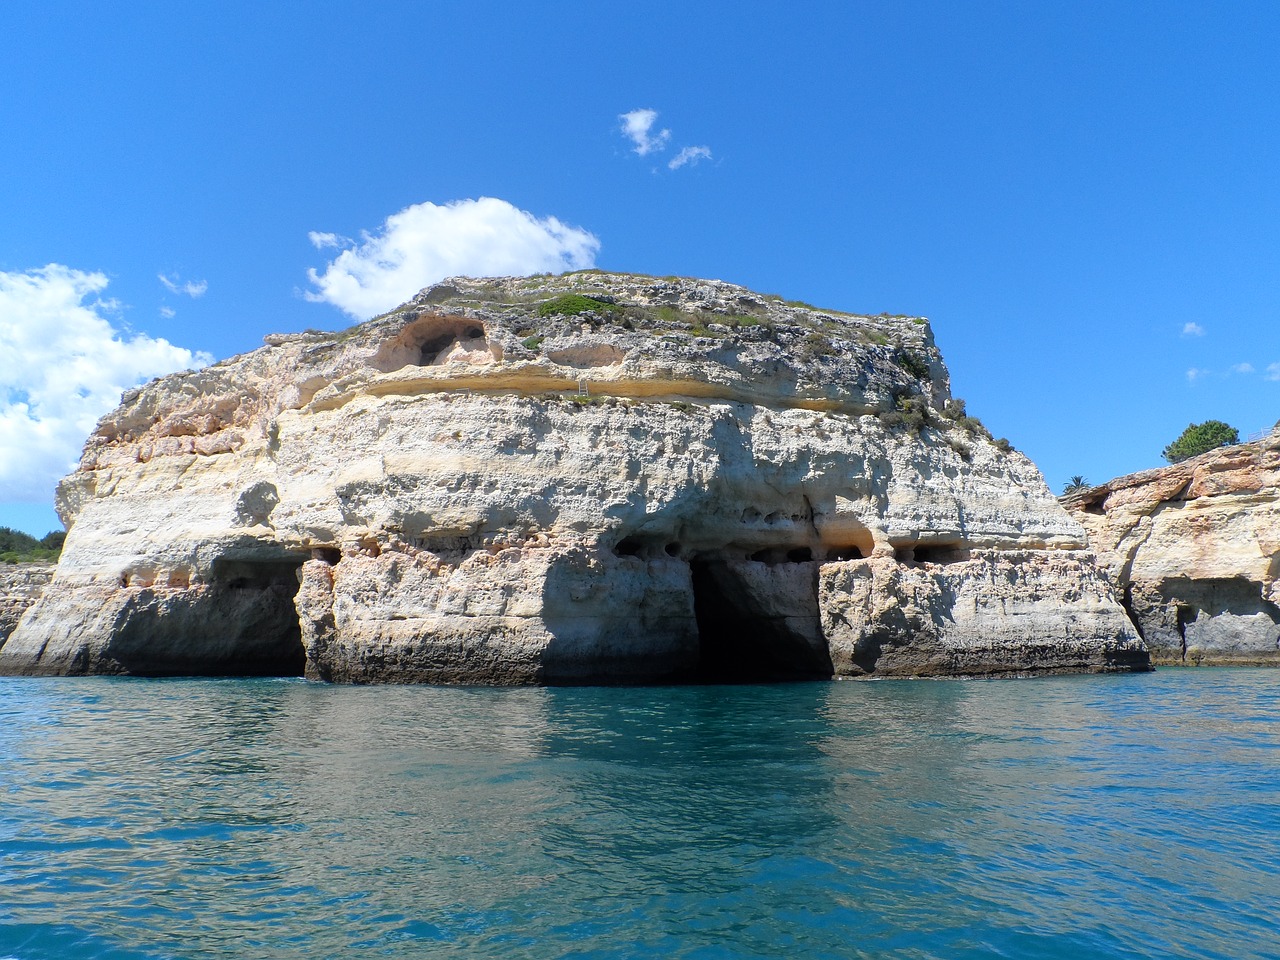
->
<box><xmin>1231</xmin><ymin>362</ymin><xmax>1255</xmax><ymax>375</ymax></box>
<box><xmin>1185</xmin><ymin>367</ymin><xmax>1209</xmax><ymax>382</ymax></box>
<box><xmin>669</xmin><ymin>145</ymin><xmax>712</xmax><ymax>170</ymax></box>
<box><xmin>0</xmin><ymin>265</ymin><xmax>209</xmax><ymax>502</ymax></box>
<box><xmin>1182</xmin><ymin>322</ymin><xmax>1205</xmax><ymax>336</ymax></box>
<box><xmin>159</xmin><ymin>273</ymin><xmax>208</xmax><ymax>298</ymax></box>
<box><xmin>305</xmin><ymin>197</ymin><xmax>600</xmax><ymax>319</ymax></box>
<box><xmin>619</xmin><ymin>108</ymin><xmax>671</xmax><ymax>156</ymax></box>
<box><xmin>1267</xmin><ymin>363</ymin><xmax>1280</xmax><ymax>382</ymax></box>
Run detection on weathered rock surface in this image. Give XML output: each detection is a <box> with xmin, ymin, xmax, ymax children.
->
<box><xmin>0</xmin><ymin>563</ymin><xmax>54</xmax><ymax>645</ymax></box>
<box><xmin>1065</xmin><ymin>432</ymin><xmax>1280</xmax><ymax>665</ymax></box>
<box><xmin>0</xmin><ymin>273</ymin><xmax>1146</xmax><ymax>681</ymax></box>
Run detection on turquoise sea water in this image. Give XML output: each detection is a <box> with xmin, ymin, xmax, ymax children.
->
<box><xmin>0</xmin><ymin>670</ymin><xmax>1277</xmax><ymax>959</ymax></box>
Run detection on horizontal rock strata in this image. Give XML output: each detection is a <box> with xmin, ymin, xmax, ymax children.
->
<box><xmin>1065</xmin><ymin>433</ymin><xmax>1280</xmax><ymax>666</ymax></box>
<box><xmin>0</xmin><ymin>273</ymin><xmax>1146</xmax><ymax>681</ymax></box>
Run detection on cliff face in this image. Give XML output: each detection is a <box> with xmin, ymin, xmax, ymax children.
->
<box><xmin>0</xmin><ymin>563</ymin><xmax>54</xmax><ymax>646</ymax></box>
<box><xmin>1065</xmin><ymin>433</ymin><xmax>1280</xmax><ymax>665</ymax></box>
<box><xmin>0</xmin><ymin>273</ymin><xmax>1145</xmax><ymax>681</ymax></box>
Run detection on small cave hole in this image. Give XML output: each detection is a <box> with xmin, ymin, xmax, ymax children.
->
<box><xmin>312</xmin><ymin>547</ymin><xmax>342</xmax><ymax>565</ymax></box>
<box><xmin>830</xmin><ymin>546</ymin><xmax>864</xmax><ymax>561</ymax></box>
<box><xmin>787</xmin><ymin>547</ymin><xmax>813</xmax><ymax>563</ymax></box>
<box><xmin>615</xmin><ymin>537</ymin><xmax>643</xmax><ymax>558</ymax></box>
<box><xmin>907</xmin><ymin>544</ymin><xmax>964</xmax><ymax>565</ymax></box>
<box><xmin>665</xmin><ymin>542</ymin><xmax>682</xmax><ymax>557</ymax></box>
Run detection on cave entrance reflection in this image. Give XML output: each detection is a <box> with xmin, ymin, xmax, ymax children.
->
<box><xmin>688</xmin><ymin>556</ymin><xmax>833</xmax><ymax>684</ymax></box>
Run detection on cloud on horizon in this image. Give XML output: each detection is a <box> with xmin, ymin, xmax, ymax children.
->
<box><xmin>1268</xmin><ymin>363</ymin><xmax>1280</xmax><ymax>382</ymax></box>
<box><xmin>1181</xmin><ymin>321</ymin><xmax>1205</xmax><ymax>336</ymax></box>
<box><xmin>0</xmin><ymin>265</ymin><xmax>210</xmax><ymax>502</ymax></box>
<box><xmin>305</xmin><ymin>198</ymin><xmax>600</xmax><ymax>319</ymax></box>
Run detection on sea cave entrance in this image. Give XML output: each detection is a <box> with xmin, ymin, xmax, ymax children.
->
<box><xmin>688</xmin><ymin>555</ymin><xmax>833</xmax><ymax>683</ymax></box>
<box><xmin>107</xmin><ymin>555</ymin><xmax>308</xmax><ymax>677</ymax></box>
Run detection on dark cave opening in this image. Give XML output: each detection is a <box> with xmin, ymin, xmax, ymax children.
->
<box><xmin>206</xmin><ymin>557</ymin><xmax>308</xmax><ymax>677</ymax></box>
<box><xmin>689</xmin><ymin>557</ymin><xmax>832</xmax><ymax>683</ymax></box>
<box><xmin>108</xmin><ymin>556</ymin><xmax>309</xmax><ymax>678</ymax></box>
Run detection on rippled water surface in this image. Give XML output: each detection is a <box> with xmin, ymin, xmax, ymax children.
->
<box><xmin>1</xmin><ymin>669</ymin><xmax>1278</xmax><ymax>959</ymax></box>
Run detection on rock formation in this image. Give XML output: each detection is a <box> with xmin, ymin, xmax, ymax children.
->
<box><xmin>1064</xmin><ymin>432</ymin><xmax>1280</xmax><ymax>665</ymax></box>
<box><xmin>0</xmin><ymin>273</ymin><xmax>1146</xmax><ymax>682</ymax></box>
<box><xmin>0</xmin><ymin>563</ymin><xmax>54</xmax><ymax>646</ymax></box>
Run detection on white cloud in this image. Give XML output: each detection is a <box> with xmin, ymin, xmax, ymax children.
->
<box><xmin>1267</xmin><ymin>363</ymin><xmax>1280</xmax><ymax>382</ymax></box>
<box><xmin>619</xmin><ymin>108</ymin><xmax>671</xmax><ymax>156</ymax></box>
<box><xmin>618</xmin><ymin>108</ymin><xmax>714</xmax><ymax>173</ymax></box>
<box><xmin>669</xmin><ymin>145</ymin><xmax>713</xmax><ymax>170</ymax></box>
<box><xmin>0</xmin><ymin>265</ymin><xmax>209</xmax><ymax>502</ymax></box>
<box><xmin>1186</xmin><ymin>367</ymin><xmax>1209</xmax><ymax>383</ymax></box>
<box><xmin>308</xmin><ymin>231</ymin><xmax>347</xmax><ymax>250</ymax></box>
<box><xmin>159</xmin><ymin>273</ymin><xmax>208</xmax><ymax>298</ymax></box>
<box><xmin>1231</xmin><ymin>362</ymin><xmax>1255</xmax><ymax>375</ymax></box>
<box><xmin>1182</xmin><ymin>322</ymin><xmax>1205</xmax><ymax>337</ymax></box>
<box><xmin>305</xmin><ymin>197</ymin><xmax>600</xmax><ymax>319</ymax></box>
<box><xmin>159</xmin><ymin>306</ymin><xmax>176</xmax><ymax>319</ymax></box>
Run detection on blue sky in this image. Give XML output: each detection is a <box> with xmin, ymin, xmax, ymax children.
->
<box><xmin>2</xmin><ymin>1</ymin><xmax>1278</xmax><ymax>535</ymax></box>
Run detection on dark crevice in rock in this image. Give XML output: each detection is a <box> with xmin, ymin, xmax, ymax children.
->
<box><xmin>896</xmin><ymin>542</ymin><xmax>966</xmax><ymax>565</ymax></box>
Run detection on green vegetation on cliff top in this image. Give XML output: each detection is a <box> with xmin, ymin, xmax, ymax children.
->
<box><xmin>1162</xmin><ymin>420</ymin><xmax>1239</xmax><ymax>464</ymax></box>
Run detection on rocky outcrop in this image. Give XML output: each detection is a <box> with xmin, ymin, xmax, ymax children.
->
<box><xmin>1065</xmin><ymin>433</ymin><xmax>1280</xmax><ymax>665</ymax></box>
<box><xmin>0</xmin><ymin>563</ymin><xmax>54</xmax><ymax>645</ymax></box>
<box><xmin>0</xmin><ymin>273</ymin><xmax>1146</xmax><ymax>681</ymax></box>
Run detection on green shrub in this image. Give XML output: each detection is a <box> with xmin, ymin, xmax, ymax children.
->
<box><xmin>796</xmin><ymin>332</ymin><xmax>834</xmax><ymax>362</ymax></box>
<box><xmin>536</xmin><ymin>294</ymin><xmax>618</xmax><ymax>319</ymax></box>
<box><xmin>956</xmin><ymin>414</ymin><xmax>991</xmax><ymax>439</ymax></box>
<box><xmin>1162</xmin><ymin>420</ymin><xmax>1239</xmax><ymax>463</ymax></box>
<box><xmin>1061</xmin><ymin>475</ymin><xmax>1090</xmax><ymax>494</ymax></box>
<box><xmin>992</xmin><ymin>437</ymin><xmax>1013</xmax><ymax>454</ymax></box>
<box><xmin>881</xmin><ymin>394</ymin><xmax>930</xmax><ymax>435</ymax></box>
<box><xmin>895</xmin><ymin>350</ymin><xmax>931</xmax><ymax>380</ymax></box>
<box><xmin>521</xmin><ymin>335</ymin><xmax>545</xmax><ymax>351</ymax></box>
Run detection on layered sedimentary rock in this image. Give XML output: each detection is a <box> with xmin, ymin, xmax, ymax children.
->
<box><xmin>0</xmin><ymin>563</ymin><xmax>54</xmax><ymax>645</ymax></box>
<box><xmin>0</xmin><ymin>273</ymin><xmax>1145</xmax><ymax>681</ymax></box>
<box><xmin>1065</xmin><ymin>433</ymin><xmax>1280</xmax><ymax>665</ymax></box>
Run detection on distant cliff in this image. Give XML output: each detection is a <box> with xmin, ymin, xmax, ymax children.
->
<box><xmin>1064</xmin><ymin>432</ymin><xmax>1280</xmax><ymax>665</ymax></box>
<box><xmin>0</xmin><ymin>563</ymin><xmax>54</xmax><ymax>645</ymax></box>
<box><xmin>0</xmin><ymin>272</ymin><xmax>1144</xmax><ymax>681</ymax></box>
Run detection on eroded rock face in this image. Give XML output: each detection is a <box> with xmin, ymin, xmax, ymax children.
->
<box><xmin>0</xmin><ymin>563</ymin><xmax>54</xmax><ymax>646</ymax></box>
<box><xmin>0</xmin><ymin>273</ymin><xmax>1146</xmax><ymax>681</ymax></box>
<box><xmin>1065</xmin><ymin>433</ymin><xmax>1280</xmax><ymax>665</ymax></box>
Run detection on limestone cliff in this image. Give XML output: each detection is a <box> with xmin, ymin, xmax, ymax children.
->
<box><xmin>0</xmin><ymin>273</ymin><xmax>1145</xmax><ymax>681</ymax></box>
<box><xmin>0</xmin><ymin>563</ymin><xmax>54</xmax><ymax>646</ymax></box>
<box><xmin>1065</xmin><ymin>433</ymin><xmax>1280</xmax><ymax>665</ymax></box>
